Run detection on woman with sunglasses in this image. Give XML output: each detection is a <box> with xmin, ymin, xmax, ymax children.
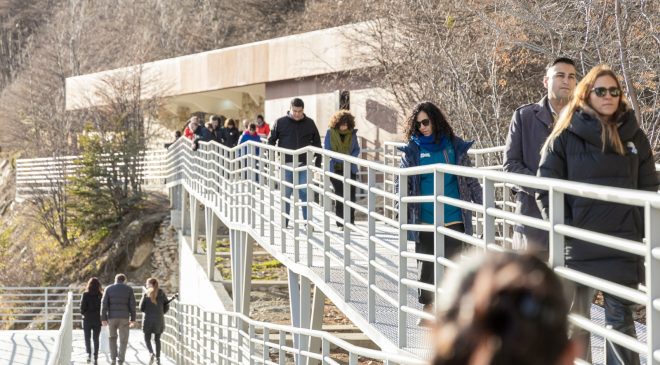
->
<box><xmin>537</xmin><ymin>65</ymin><xmax>658</xmax><ymax>365</ymax></box>
<box><xmin>396</xmin><ymin>101</ymin><xmax>483</xmax><ymax>326</ymax></box>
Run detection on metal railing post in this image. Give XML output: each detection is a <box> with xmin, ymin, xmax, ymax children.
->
<box><xmin>323</xmin><ymin>153</ymin><xmax>331</xmax><ymax>282</ymax></box>
<box><xmin>482</xmin><ymin>178</ymin><xmax>495</xmax><ymax>250</ymax></box>
<box><xmin>549</xmin><ymin>188</ymin><xmax>565</xmax><ymax>268</ymax></box>
<box><xmin>397</xmin><ymin>171</ymin><xmax>408</xmax><ymax>348</ymax></box>
<box><xmin>367</xmin><ymin>167</ymin><xmax>376</xmax><ymax>322</ymax></box>
<box><xmin>433</xmin><ymin>169</ymin><xmax>445</xmax><ymax>305</ymax></box>
<box><xmin>44</xmin><ymin>288</ymin><xmax>49</xmax><ymax>329</ymax></box>
<box><xmin>646</xmin><ymin>202</ymin><xmax>660</xmax><ymax>365</ymax></box>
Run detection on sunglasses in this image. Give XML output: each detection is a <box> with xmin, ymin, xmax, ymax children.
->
<box><xmin>415</xmin><ymin>119</ymin><xmax>431</xmax><ymax>128</ymax></box>
<box><xmin>591</xmin><ymin>87</ymin><xmax>621</xmax><ymax>97</ymax></box>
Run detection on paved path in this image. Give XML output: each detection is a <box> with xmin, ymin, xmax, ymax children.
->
<box><xmin>0</xmin><ymin>329</ymin><xmax>175</xmax><ymax>365</ymax></box>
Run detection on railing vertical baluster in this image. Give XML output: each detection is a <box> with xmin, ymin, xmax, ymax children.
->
<box><xmin>293</xmin><ymin>153</ymin><xmax>300</xmax><ymax>262</ymax></box>
<box><xmin>482</xmin><ymin>177</ymin><xmax>495</xmax><ymax>251</ymax></box>
<box><xmin>397</xmin><ymin>171</ymin><xmax>408</xmax><ymax>348</ymax></box>
<box><xmin>646</xmin><ymin>202</ymin><xmax>659</xmax><ymax>365</ymax></box>
<box><xmin>433</xmin><ymin>169</ymin><xmax>445</xmax><ymax>306</ymax></box>
<box><xmin>343</xmin><ymin>159</ymin><xmax>351</xmax><ymax>301</ymax></box>
<box><xmin>44</xmin><ymin>288</ymin><xmax>49</xmax><ymax>329</ymax></box>
<box><xmin>549</xmin><ymin>188</ymin><xmax>565</xmax><ymax>268</ymax></box>
<box><xmin>367</xmin><ymin>167</ymin><xmax>376</xmax><ymax>323</ymax></box>
<box><xmin>323</xmin><ymin>153</ymin><xmax>331</xmax><ymax>282</ymax></box>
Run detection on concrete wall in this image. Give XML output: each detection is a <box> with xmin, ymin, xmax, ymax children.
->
<box><xmin>178</xmin><ymin>233</ymin><xmax>232</xmax><ymax>311</ymax></box>
<box><xmin>264</xmin><ymin>83</ymin><xmax>405</xmax><ymax>148</ymax></box>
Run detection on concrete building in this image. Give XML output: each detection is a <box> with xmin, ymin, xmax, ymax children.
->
<box><xmin>65</xmin><ymin>22</ymin><xmax>403</xmax><ymax>149</ymax></box>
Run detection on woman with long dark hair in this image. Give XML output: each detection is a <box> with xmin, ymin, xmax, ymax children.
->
<box><xmin>537</xmin><ymin>64</ymin><xmax>658</xmax><ymax>364</ymax></box>
<box><xmin>396</xmin><ymin>101</ymin><xmax>482</xmax><ymax>326</ymax></box>
<box><xmin>432</xmin><ymin>251</ymin><xmax>576</xmax><ymax>365</ymax></box>
<box><xmin>80</xmin><ymin>277</ymin><xmax>103</xmax><ymax>364</ymax></box>
<box><xmin>140</xmin><ymin>278</ymin><xmax>169</xmax><ymax>364</ymax></box>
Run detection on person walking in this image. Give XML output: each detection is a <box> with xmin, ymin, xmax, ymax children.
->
<box><xmin>267</xmin><ymin>98</ymin><xmax>322</xmax><ymax>228</ymax></box>
<box><xmin>432</xmin><ymin>251</ymin><xmax>577</xmax><ymax>365</ymax></box>
<box><xmin>537</xmin><ymin>64</ymin><xmax>659</xmax><ymax>364</ymax></box>
<box><xmin>396</xmin><ymin>101</ymin><xmax>483</xmax><ymax>326</ymax></box>
<box><xmin>80</xmin><ymin>277</ymin><xmax>103</xmax><ymax>364</ymax></box>
<box><xmin>101</xmin><ymin>274</ymin><xmax>136</xmax><ymax>365</ymax></box>
<box><xmin>140</xmin><ymin>278</ymin><xmax>169</xmax><ymax>365</ymax></box>
<box><xmin>323</xmin><ymin>110</ymin><xmax>360</xmax><ymax>228</ymax></box>
<box><xmin>219</xmin><ymin>118</ymin><xmax>240</xmax><ymax>148</ymax></box>
<box><xmin>208</xmin><ymin>115</ymin><xmax>223</xmax><ymax>144</ymax></box>
<box><xmin>239</xmin><ymin>123</ymin><xmax>262</xmax><ymax>181</ymax></box>
<box><xmin>255</xmin><ymin>114</ymin><xmax>270</xmax><ymax>138</ymax></box>
<box><xmin>504</xmin><ymin>57</ymin><xmax>578</xmax><ymax>260</ymax></box>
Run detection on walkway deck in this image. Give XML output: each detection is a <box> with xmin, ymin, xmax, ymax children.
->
<box><xmin>0</xmin><ymin>329</ymin><xmax>176</xmax><ymax>365</ymax></box>
<box><xmin>187</xmin><ymin>182</ymin><xmax>649</xmax><ymax>363</ymax></box>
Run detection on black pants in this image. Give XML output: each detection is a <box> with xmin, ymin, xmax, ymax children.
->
<box><xmin>144</xmin><ymin>332</ymin><xmax>162</xmax><ymax>358</ymax></box>
<box><xmin>330</xmin><ymin>172</ymin><xmax>357</xmax><ymax>226</ymax></box>
<box><xmin>83</xmin><ymin>323</ymin><xmax>101</xmax><ymax>358</ymax></box>
<box><xmin>416</xmin><ymin>223</ymin><xmax>465</xmax><ymax>305</ymax></box>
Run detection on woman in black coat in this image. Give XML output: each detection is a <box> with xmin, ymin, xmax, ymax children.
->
<box><xmin>537</xmin><ymin>65</ymin><xmax>658</xmax><ymax>365</ymax></box>
<box><xmin>219</xmin><ymin>118</ymin><xmax>240</xmax><ymax>148</ymax></box>
<box><xmin>80</xmin><ymin>277</ymin><xmax>103</xmax><ymax>364</ymax></box>
<box><xmin>140</xmin><ymin>278</ymin><xmax>169</xmax><ymax>364</ymax></box>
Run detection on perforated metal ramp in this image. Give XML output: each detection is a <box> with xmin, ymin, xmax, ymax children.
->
<box><xmin>188</xmin><ymin>182</ymin><xmax>649</xmax><ymax>361</ymax></box>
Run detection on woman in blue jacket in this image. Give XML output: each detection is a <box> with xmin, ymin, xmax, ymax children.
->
<box><xmin>396</xmin><ymin>101</ymin><xmax>482</xmax><ymax>325</ymax></box>
<box><xmin>324</xmin><ymin>110</ymin><xmax>361</xmax><ymax>227</ymax></box>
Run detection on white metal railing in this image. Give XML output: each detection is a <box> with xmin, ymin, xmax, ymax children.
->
<box><xmin>165</xmin><ymin>136</ymin><xmax>659</xmax><ymax>363</ymax></box>
<box><xmin>161</xmin><ymin>301</ymin><xmax>426</xmax><ymax>365</ymax></box>
<box><xmin>0</xmin><ymin>286</ymin><xmax>145</xmax><ymax>330</ymax></box>
<box><xmin>47</xmin><ymin>291</ymin><xmax>73</xmax><ymax>365</ymax></box>
<box><xmin>15</xmin><ymin>149</ymin><xmax>167</xmax><ymax>200</ymax></box>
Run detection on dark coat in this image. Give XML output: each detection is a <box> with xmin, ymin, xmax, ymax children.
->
<box><xmin>219</xmin><ymin>127</ymin><xmax>240</xmax><ymax>148</ymax></box>
<box><xmin>503</xmin><ymin>97</ymin><xmax>554</xmax><ymax>247</ymax></box>
<box><xmin>537</xmin><ymin>108</ymin><xmax>659</xmax><ymax>285</ymax></box>
<box><xmin>396</xmin><ymin>135</ymin><xmax>483</xmax><ymax>242</ymax></box>
<box><xmin>193</xmin><ymin>126</ymin><xmax>214</xmax><ymax>151</ymax></box>
<box><xmin>267</xmin><ymin>113</ymin><xmax>322</xmax><ymax>166</ymax></box>
<box><xmin>323</xmin><ymin>128</ymin><xmax>361</xmax><ymax>174</ymax></box>
<box><xmin>139</xmin><ymin>289</ymin><xmax>168</xmax><ymax>334</ymax></box>
<box><xmin>101</xmin><ymin>283</ymin><xmax>136</xmax><ymax>321</ymax></box>
<box><xmin>80</xmin><ymin>291</ymin><xmax>102</xmax><ymax>327</ymax></box>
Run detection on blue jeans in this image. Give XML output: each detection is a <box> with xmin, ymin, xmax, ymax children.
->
<box><xmin>603</xmin><ymin>293</ymin><xmax>640</xmax><ymax>365</ymax></box>
<box><xmin>283</xmin><ymin>167</ymin><xmax>307</xmax><ymax>224</ymax></box>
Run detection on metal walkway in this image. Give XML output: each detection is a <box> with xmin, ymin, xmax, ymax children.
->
<box><xmin>0</xmin><ymin>324</ymin><xmax>176</xmax><ymax>365</ymax></box>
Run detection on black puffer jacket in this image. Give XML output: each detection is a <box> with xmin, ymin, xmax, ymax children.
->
<box><xmin>537</xmin><ymin>108</ymin><xmax>659</xmax><ymax>285</ymax></box>
<box><xmin>219</xmin><ymin>127</ymin><xmax>240</xmax><ymax>148</ymax></box>
<box><xmin>267</xmin><ymin>113</ymin><xmax>322</xmax><ymax>165</ymax></box>
<box><xmin>80</xmin><ymin>291</ymin><xmax>102</xmax><ymax>327</ymax></box>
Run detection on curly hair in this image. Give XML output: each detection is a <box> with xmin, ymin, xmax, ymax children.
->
<box><xmin>403</xmin><ymin>101</ymin><xmax>454</xmax><ymax>143</ymax></box>
<box><xmin>327</xmin><ymin>110</ymin><xmax>356</xmax><ymax>130</ymax></box>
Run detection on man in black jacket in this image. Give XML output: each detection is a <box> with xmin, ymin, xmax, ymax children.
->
<box><xmin>268</xmin><ymin>98</ymin><xmax>322</xmax><ymax>227</ymax></box>
<box><xmin>101</xmin><ymin>274</ymin><xmax>136</xmax><ymax>365</ymax></box>
<box><xmin>503</xmin><ymin>57</ymin><xmax>577</xmax><ymax>260</ymax></box>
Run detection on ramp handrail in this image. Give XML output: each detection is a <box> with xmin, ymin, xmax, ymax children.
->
<box><xmin>161</xmin><ymin>301</ymin><xmax>426</xmax><ymax>365</ymax></box>
<box><xmin>164</xmin><ymin>136</ymin><xmax>659</xmax><ymax>363</ymax></box>
<box><xmin>47</xmin><ymin>291</ymin><xmax>73</xmax><ymax>365</ymax></box>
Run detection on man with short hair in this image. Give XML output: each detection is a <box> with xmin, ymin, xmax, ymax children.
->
<box><xmin>255</xmin><ymin>114</ymin><xmax>270</xmax><ymax>138</ymax></box>
<box><xmin>268</xmin><ymin>98</ymin><xmax>322</xmax><ymax>227</ymax></box>
<box><xmin>101</xmin><ymin>274</ymin><xmax>136</xmax><ymax>365</ymax></box>
<box><xmin>504</xmin><ymin>57</ymin><xmax>577</xmax><ymax>259</ymax></box>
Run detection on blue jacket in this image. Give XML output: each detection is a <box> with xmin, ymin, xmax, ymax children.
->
<box><xmin>323</xmin><ymin>129</ymin><xmax>361</xmax><ymax>174</ymax></box>
<box><xmin>395</xmin><ymin>135</ymin><xmax>483</xmax><ymax>242</ymax></box>
<box><xmin>239</xmin><ymin>131</ymin><xmax>261</xmax><ymax>155</ymax></box>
